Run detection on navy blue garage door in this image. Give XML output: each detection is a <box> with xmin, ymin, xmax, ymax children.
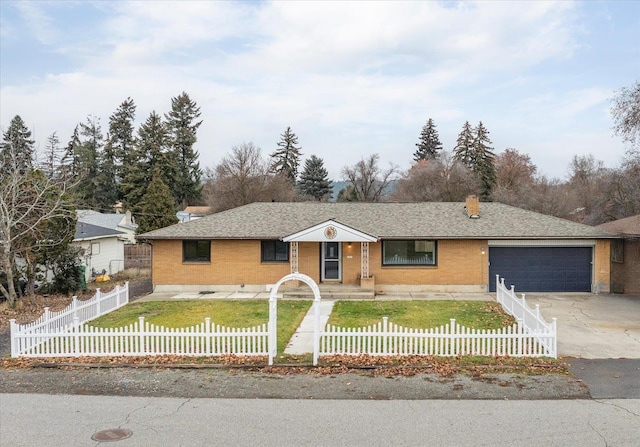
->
<box><xmin>489</xmin><ymin>247</ymin><xmax>592</xmax><ymax>292</ymax></box>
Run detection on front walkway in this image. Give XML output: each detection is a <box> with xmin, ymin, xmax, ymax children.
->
<box><xmin>284</xmin><ymin>301</ymin><xmax>335</xmax><ymax>354</ymax></box>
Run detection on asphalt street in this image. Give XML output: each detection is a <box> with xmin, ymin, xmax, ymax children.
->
<box><xmin>1</xmin><ymin>394</ymin><xmax>639</xmax><ymax>447</ymax></box>
<box><xmin>567</xmin><ymin>358</ymin><xmax>640</xmax><ymax>399</ymax></box>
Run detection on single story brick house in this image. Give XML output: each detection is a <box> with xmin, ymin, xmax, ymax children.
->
<box><xmin>139</xmin><ymin>196</ymin><xmax>613</xmax><ymax>294</ymax></box>
<box><xmin>596</xmin><ymin>214</ymin><xmax>640</xmax><ymax>294</ymax></box>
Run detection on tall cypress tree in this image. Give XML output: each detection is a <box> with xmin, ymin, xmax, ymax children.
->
<box><xmin>165</xmin><ymin>92</ymin><xmax>203</xmax><ymax>209</ymax></box>
<box><xmin>413</xmin><ymin>118</ymin><xmax>442</xmax><ymax>162</ymax></box>
<box><xmin>298</xmin><ymin>155</ymin><xmax>332</xmax><ymax>201</ymax></box>
<box><xmin>271</xmin><ymin>126</ymin><xmax>302</xmax><ymax>183</ymax></box>
<box><xmin>0</xmin><ymin>115</ymin><xmax>35</xmax><ymax>174</ymax></box>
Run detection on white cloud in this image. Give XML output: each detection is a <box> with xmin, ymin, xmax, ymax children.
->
<box><xmin>14</xmin><ymin>1</ymin><xmax>59</xmax><ymax>45</ymax></box>
<box><xmin>0</xmin><ymin>0</ymin><xmax>632</xmax><ymax>182</ymax></box>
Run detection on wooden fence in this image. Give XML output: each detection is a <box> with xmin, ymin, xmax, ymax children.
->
<box><xmin>124</xmin><ymin>244</ymin><xmax>151</xmax><ymax>270</ymax></box>
<box><xmin>320</xmin><ymin>317</ymin><xmax>554</xmax><ymax>358</ymax></box>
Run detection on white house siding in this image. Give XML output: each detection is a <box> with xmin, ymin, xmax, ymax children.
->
<box><xmin>75</xmin><ymin>237</ymin><xmax>125</xmax><ymax>281</ymax></box>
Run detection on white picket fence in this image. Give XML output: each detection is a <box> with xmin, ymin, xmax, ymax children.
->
<box><xmin>320</xmin><ymin>317</ymin><xmax>554</xmax><ymax>358</ymax></box>
<box><xmin>13</xmin><ymin>316</ymin><xmax>269</xmax><ymax>358</ymax></box>
<box><xmin>10</xmin><ymin>283</ymin><xmax>130</xmax><ymax>357</ymax></box>
<box><xmin>495</xmin><ymin>275</ymin><xmax>557</xmax><ymax>357</ymax></box>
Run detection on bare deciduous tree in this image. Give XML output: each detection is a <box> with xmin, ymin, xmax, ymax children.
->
<box><xmin>491</xmin><ymin>148</ymin><xmax>537</xmax><ymax>207</ymax></box>
<box><xmin>612</xmin><ymin>80</ymin><xmax>640</xmax><ymax>148</ymax></box>
<box><xmin>204</xmin><ymin>143</ymin><xmax>298</xmax><ymax>212</ymax></box>
<box><xmin>1</xmin><ymin>143</ymin><xmax>76</xmax><ymax>306</ymax></box>
<box><xmin>340</xmin><ymin>154</ymin><xmax>399</xmax><ymax>202</ymax></box>
<box><xmin>392</xmin><ymin>152</ymin><xmax>480</xmax><ymax>202</ymax></box>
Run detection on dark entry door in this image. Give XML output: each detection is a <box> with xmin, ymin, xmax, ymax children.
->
<box><xmin>322</xmin><ymin>242</ymin><xmax>341</xmax><ymax>281</ymax></box>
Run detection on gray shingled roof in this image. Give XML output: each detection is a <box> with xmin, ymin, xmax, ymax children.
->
<box><xmin>77</xmin><ymin>210</ymin><xmax>137</xmax><ymax>231</ymax></box>
<box><xmin>139</xmin><ymin>202</ymin><xmax>612</xmax><ymax>240</ymax></box>
<box><xmin>74</xmin><ymin>222</ymin><xmax>126</xmax><ymax>240</ymax></box>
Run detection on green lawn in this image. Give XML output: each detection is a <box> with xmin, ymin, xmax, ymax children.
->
<box><xmin>328</xmin><ymin>301</ymin><xmax>514</xmax><ymax>329</ymax></box>
<box><xmin>89</xmin><ymin>300</ymin><xmax>312</xmax><ymax>353</ymax></box>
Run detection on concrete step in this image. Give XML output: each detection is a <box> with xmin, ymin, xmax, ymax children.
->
<box><xmin>282</xmin><ymin>288</ymin><xmax>375</xmax><ymax>300</ymax></box>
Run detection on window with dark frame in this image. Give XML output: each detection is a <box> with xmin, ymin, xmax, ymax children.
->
<box><xmin>261</xmin><ymin>240</ymin><xmax>289</xmax><ymax>262</ymax></box>
<box><xmin>382</xmin><ymin>240</ymin><xmax>436</xmax><ymax>266</ymax></box>
<box><xmin>183</xmin><ymin>240</ymin><xmax>211</xmax><ymax>262</ymax></box>
<box><xmin>611</xmin><ymin>239</ymin><xmax>624</xmax><ymax>263</ymax></box>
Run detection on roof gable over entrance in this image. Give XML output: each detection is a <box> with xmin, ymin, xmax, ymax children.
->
<box><xmin>283</xmin><ymin>220</ymin><xmax>377</xmax><ymax>243</ymax></box>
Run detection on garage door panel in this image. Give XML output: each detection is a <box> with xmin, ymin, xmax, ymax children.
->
<box><xmin>489</xmin><ymin>247</ymin><xmax>592</xmax><ymax>292</ymax></box>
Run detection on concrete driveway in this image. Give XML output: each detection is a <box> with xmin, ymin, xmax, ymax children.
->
<box><xmin>525</xmin><ymin>293</ymin><xmax>640</xmax><ymax>359</ymax></box>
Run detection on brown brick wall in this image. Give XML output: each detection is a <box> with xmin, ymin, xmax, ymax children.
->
<box><xmin>593</xmin><ymin>239</ymin><xmax>611</xmax><ymax>293</ymax></box>
<box><xmin>152</xmin><ymin>240</ymin><xmax>289</xmax><ymax>285</ymax></box>
<box><xmin>152</xmin><ymin>239</ymin><xmax>487</xmax><ymax>288</ymax></box>
<box><xmin>151</xmin><ymin>238</ymin><xmax>610</xmax><ymax>292</ymax></box>
<box><xmin>611</xmin><ymin>239</ymin><xmax>640</xmax><ymax>294</ymax></box>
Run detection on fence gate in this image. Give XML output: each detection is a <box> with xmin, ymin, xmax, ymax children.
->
<box><xmin>268</xmin><ymin>273</ymin><xmax>322</xmax><ymax>365</ymax></box>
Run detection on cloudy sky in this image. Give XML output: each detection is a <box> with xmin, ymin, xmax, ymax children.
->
<box><xmin>1</xmin><ymin>1</ymin><xmax>638</xmax><ymax>180</ymax></box>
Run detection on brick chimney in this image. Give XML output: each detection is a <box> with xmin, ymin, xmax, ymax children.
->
<box><xmin>465</xmin><ymin>194</ymin><xmax>480</xmax><ymax>218</ymax></box>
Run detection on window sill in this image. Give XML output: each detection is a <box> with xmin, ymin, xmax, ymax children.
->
<box><xmin>182</xmin><ymin>261</ymin><xmax>211</xmax><ymax>264</ymax></box>
<box><xmin>382</xmin><ymin>265</ymin><xmax>438</xmax><ymax>269</ymax></box>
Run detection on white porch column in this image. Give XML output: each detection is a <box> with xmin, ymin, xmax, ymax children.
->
<box><xmin>290</xmin><ymin>241</ymin><xmax>299</xmax><ymax>273</ymax></box>
<box><xmin>361</xmin><ymin>241</ymin><xmax>369</xmax><ymax>279</ymax></box>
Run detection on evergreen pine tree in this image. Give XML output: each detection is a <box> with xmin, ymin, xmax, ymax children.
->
<box><xmin>75</xmin><ymin>116</ymin><xmax>103</xmax><ymax>209</ymax></box>
<box><xmin>473</xmin><ymin>121</ymin><xmax>497</xmax><ymax>199</ymax></box>
<box><xmin>271</xmin><ymin>126</ymin><xmax>302</xmax><ymax>183</ymax></box>
<box><xmin>121</xmin><ymin>111</ymin><xmax>171</xmax><ymax>213</ymax></box>
<box><xmin>137</xmin><ymin>167</ymin><xmax>178</xmax><ymax>233</ymax></box>
<box><xmin>41</xmin><ymin>132</ymin><xmax>62</xmax><ymax>180</ymax></box>
<box><xmin>60</xmin><ymin>126</ymin><xmax>82</xmax><ymax>184</ymax></box>
<box><xmin>298</xmin><ymin>155</ymin><xmax>332</xmax><ymax>201</ymax></box>
<box><xmin>165</xmin><ymin>92</ymin><xmax>203</xmax><ymax>209</ymax></box>
<box><xmin>452</xmin><ymin>121</ymin><xmax>475</xmax><ymax>167</ymax></box>
<box><xmin>1</xmin><ymin>115</ymin><xmax>35</xmax><ymax>173</ymax></box>
<box><xmin>453</xmin><ymin>121</ymin><xmax>497</xmax><ymax>200</ymax></box>
<box><xmin>106</xmin><ymin>98</ymin><xmax>136</xmax><ymax>199</ymax></box>
<box><xmin>413</xmin><ymin>118</ymin><xmax>442</xmax><ymax>162</ymax></box>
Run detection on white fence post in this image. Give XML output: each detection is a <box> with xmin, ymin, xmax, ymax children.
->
<box><xmin>552</xmin><ymin>318</ymin><xmax>558</xmax><ymax>358</ymax></box>
<box><xmin>73</xmin><ymin>317</ymin><xmax>80</xmax><ymax>357</ymax></box>
<box><xmin>138</xmin><ymin>316</ymin><xmax>145</xmax><ymax>356</ymax></box>
<box><xmin>10</xmin><ymin>319</ymin><xmax>17</xmax><ymax>357</ymax></box>
<box><xmin>44</xmin><ymin>307</ymin><xmax>50</xmax><ymax>334</ymax></box>
<box><xmin>124</xmin><ymin>281</ymin><xmax>130</xmax><ymax>305</ymax></box>
<box><xmin>72</xmin><ymin>296</ymin><xmax>78</xmax><ymax>320</ymax></box>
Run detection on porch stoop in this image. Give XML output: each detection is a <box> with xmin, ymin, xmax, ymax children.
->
<box><xmin>282</xmin><ymin>285</ymin><xmax>375</xmax><ymax>300</ymax></box>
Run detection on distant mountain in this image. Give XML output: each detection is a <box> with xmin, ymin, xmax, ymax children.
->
<box><xmin>329</xmin><ymin>181</ymin><xmax>350</xmax><ymax>202</ymax></box>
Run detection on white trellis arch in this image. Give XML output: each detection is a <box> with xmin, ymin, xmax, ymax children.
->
<box><xmin>268</xmin><ymin>273</ymin><xmax>322</xmax><ymax>365</ymax></box>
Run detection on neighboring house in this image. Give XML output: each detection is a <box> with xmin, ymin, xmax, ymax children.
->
<box><xmin>597</xmin><ymin>215</ymin><xmax>640</xmax><ymax>294</ymax></box>
<box><xmin>73</xmin><ymin>222</ymin><xmax>127</xmax><ymax>281</ymax></box>
<box><xmin>177</xmin><ymin>206</ymin><xmax>213</xmax><ymax>223</ymax></box>
<box><xmin>139</xmin><ymin>196</ymin><xmax>613</xmax><ymax>294</ymax></box>
<box><xmin>77</xmin><ymin>210</ymin><xmax>138</xmax><ymax>243</ymax></box>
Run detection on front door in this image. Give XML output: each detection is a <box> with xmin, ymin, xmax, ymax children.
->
<box><xmin>321</xmin><ymin>242</ymin><xmax>342</xmax><ymax>282</ymax></box>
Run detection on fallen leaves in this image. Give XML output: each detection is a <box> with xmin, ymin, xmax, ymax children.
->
<box><xmin>0</xmin><ymin>353</ymin><xmax>568</xmax><ymax>379</ymax></box>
